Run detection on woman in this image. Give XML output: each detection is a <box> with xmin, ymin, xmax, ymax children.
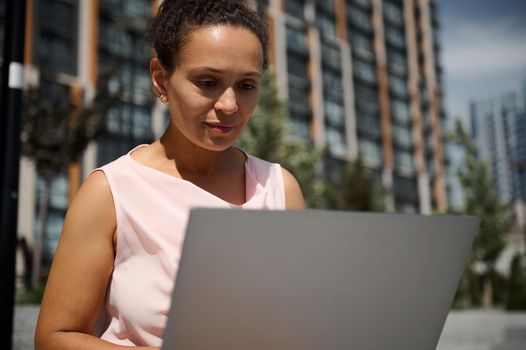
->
<box><xmin>35</xmin><ymin>0</ymin><xmax>304</xmax><ymax>348</ymax></box>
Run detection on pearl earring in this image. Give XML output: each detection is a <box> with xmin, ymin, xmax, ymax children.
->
<box><xmin>158</xmin><ymin>94</ymin><xmax>168</xmax><ymax>103</ymax></box>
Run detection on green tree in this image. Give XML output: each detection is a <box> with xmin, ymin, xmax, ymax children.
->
<box><xmin>451</xmin><ymin>119</ymin><xmax>513</xmax><ymax>308</ymax></box>
<box><xmin>21</xmin><ymin>70</ymin><xmax>119</xmax><ymax>289</ymax></box>
<box><xmin>236</xmin><ymin>70</ymin><xmax>325</xmax><ymax>208</ymax></box>
<box><xmin>324</xmin><ymin>156</ymin><xmax>384</xmax><ymax>212</ymax></box>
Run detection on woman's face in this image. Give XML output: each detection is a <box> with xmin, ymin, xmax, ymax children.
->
<box><xmin>157</xmin><ymin>25</ymin><xmax>264</xmax><ymax>151</ymax></box>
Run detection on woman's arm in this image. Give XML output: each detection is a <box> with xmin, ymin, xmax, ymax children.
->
<box><xmin>35</xmin><ymin>171</ymin><xmax>158</xmax><ymax>350</ymax></box>
<box><xmin>282</xmin><ymin>168</ymin><xmax>306</xmax><ymax>209</ymax></box>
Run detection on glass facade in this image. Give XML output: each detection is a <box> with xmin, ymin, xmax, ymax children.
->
<box><xmin>470</xmin><ymin>84</ymin><xmax>526</xmax><ymax>204</ymax></box>
<box><xmin>35</xmin><ymin>173</ymin><xmax>68</xmax><ymax>263</ymax></box>
<box><xmin>97</xmin><ymin>0</ymin><xmax>154</xmax><ymax>166</ymax></box>
<box><xmin>33</xmin><ymin>79</ymin><xmax>71</xmax><ymax>260</ymax></box>
<box><xmin>321</xmin><ymin>25</ymin><xmax>346</xmax><ymax>157</ymax></box>
<box><xmin>17</xmin><ymin>0</ymin><xmax>451</xmax><ymax>255</ymax></box>
<box><xmin>285</xmin><ymin>0</ymin><xmax>305</xmax><ymax>20</ymax></box>
<box><xmin>286</xmin><ymin>12</ymin><xmax>312</xmax><ymax>141</ymax></box>
<box><xmin>383</xmin><ymin>0</ymin><xmax>418</xmax><ymax>211</ymax></box>
<box><xmin>316</xmin><ymin>1</ymin><xmax>337</xmax><ymax>38</ymax></box>
<box><xmin>347</xmin><ymin>0</ymin><xmax>382</xmax><ymax>171</ymax></box>
<box><xmin>36</xmin><ymin>0</ymin><xmax>79</xmax><ymax>75</ymax></box>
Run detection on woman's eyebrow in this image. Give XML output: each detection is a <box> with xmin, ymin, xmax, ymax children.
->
<box><xmin>187</xmin><ymin>66</ymin><xmax>262</xmax><ymax>77</ymax></box>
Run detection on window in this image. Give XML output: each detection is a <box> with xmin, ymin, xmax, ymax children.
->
<box><xmin>326</xmin><ymin>127</ymin><xmax>347</xmax><ymax>158</ymax></box>
<box><xmin>106</xmin><ymin>103</ymin><xmax>139</xmax><ymax>137</ymax></box>
<box><xmin>389</xmin><ymin>74</ymin><xmax>408</xmax><ymax>97</ymax></box>
<box><xmin>356</xmin><ymin>98</ymin><xmax>379</xmax><ymax>115</ymax></box>
<box><xmin>385</xmin><ymin>26</ymin><xmax>405</xmax><ymax>49</ymax></box>
<box><xmin>350</xmin><ymin>32</ymin><xmax>374</xmax><ymax>58</ymax></box>
<box><xmin>38</xmin><ymin>0</ymin><xmax>78</xmax><ymax>75</ymax></box>
<box><xmin>392</xmin><ymin>125</ymin><xmax>413</xmax><ymax>148</ymax></box>
<box><xmin>287</xmin><ymin>53</ymin><xmax>309</xmax><ymax>80</ymax></box>
<box><xmin>317</xmin><ymin>0</ymin><xmax>335</xmax><ymax>14</ymax></box>
<box><xmin>324</xmin><ymin>100</ymin><xmax>345</xmax><ymax>127</ymax></box>
<box><xmin>383</xmin><ymin>1</ymin><xmax>404</xmax><ymax>26</ymax></box>
<box><xmin>355</xmin><ymin>83</ymin><xmax>378</xmax><ymax>106</ymax></box>
<box><xmin>359</xmin><ymin>139</ymin><xmax>382</xmax><ymax>167</ymax></box>
<box><xmin>287</xmin><ymin>26</ymin><xmax>308</xmax><ymax>53</ymax></box>
<box><xmin>322</xmin><ymin>42</ymin><xmax>341</xmax><ymax>69</ymax></box>
<box><xmin>111</xmin><ymin>61</ymin><xmax>151</xmax><ymax>98</ymax></box>
<box><xmin>354</xmin><ymin>58</ymin><xmax>377</xmax><ymax>84</ymax></box>
<box><xmin>289</xmin><ymin>114</ymin><xmax>311</xmax><ymax>141</ymax></box>
<box><xmin>352</xmin><ymin>0</ymin><xmax>371</xmax><ymax>10</ymax></box>
<box><xmin>122</xmin><ymin>0</ymin><xmax>151</xmax><ymax>17</ymax></box>
<box><xmin>356</xmin><ymin>111</ymin><xmax>381</xmax><ymax>139</ymax></box>
<box><xmin>348</xmin><ymin>8</ymin><xmax>372</xmax><ymax>32</ymax></box>
<box><xmin>391</xmin><ymin>98</ymin><xmax>411</xmax><ymax>124</ymax></box>
<box><xmin>388</xmin><ymin>49</ymin><xmax>407</xmax><ymax>75</ymax></box>
<box><xmin>288</xmin><ymin>85</ymin><xmax>310</xmax><ymax>114</ymax></box>
<box><xmin>134</xmin><ymin>69</ymin><xmax>152</xmax><ymax>97</ymax></box>
<box><xmin>394</xmin><ymin>150</ymin><xmax>415</xmax><ymax>175</ymax></box>
<box><xmin>317</xmin><ymin>10</ymin><xmax>337</xmax><ymax>38</ymax></box>
<box><xmin>323</xmin><ymin>69</ymin><xmax>343</xmax><ymax>95</ymax></box>
<box><xmin>35</xmin><ymin>172</ymin><xmax>68</xmax><ymax>259</ymax></box>
<box><xmin>285</xmin><ymin>0</ymin><xmax>305</xmax><ymax>19</ymax></box>
<box><xmin>289</xmin><ymin>85</ymin><xmax>311</xmax><ymax>118</ymax></box>
<box><xmin>112</xmin><ymin>30</ymin><xmax>133</xmax><ymax>57</ymax></box>
<box><xmin>133</xmin><ymin>106</ymin><xmax>151</xmax><ymax>139</ymax></box>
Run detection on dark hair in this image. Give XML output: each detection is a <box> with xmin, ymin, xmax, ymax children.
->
<box><xmin>146</xmin><ymin>0</ymin><xmax>268</xmax><ymax>71</ymax></box>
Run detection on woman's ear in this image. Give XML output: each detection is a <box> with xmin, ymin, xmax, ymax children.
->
<box><xmin>150</xmin><ymin>58</ymin><xmax>169</xmax><ymax>98</ymax></box>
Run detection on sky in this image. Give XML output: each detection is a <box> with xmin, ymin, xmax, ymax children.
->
<box><xmin>439</xmin><ymin>0</ymin><xmax>526</xmax><ymax>126</ymax></box>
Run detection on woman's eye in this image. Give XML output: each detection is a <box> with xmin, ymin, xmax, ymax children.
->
<box><xmin>240</xmin><ymin>82</ymin><xmax>257</xmax><ymax>91</ymax></box>
<box><xmin>198</xmin><ymin>80</ymin><xmax>216</xmax><ymax>88</ymax></box>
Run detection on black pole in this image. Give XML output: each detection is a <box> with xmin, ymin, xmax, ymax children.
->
<box><xmin>0</xmin><ymin>0</ymin><xmax>27</xmax><ymax>348</ymax></box>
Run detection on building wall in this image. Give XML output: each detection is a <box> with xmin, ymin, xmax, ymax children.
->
<box><xmin>469</xmin><ymin>80</ymin><xmax>526</xmax><ymax>215</ymax></box>
<box><xmin>15</xmin><ymin>0</ymin><xmax>158</xmax><ymax>282</ymax></box>
<box><xmin>262</xmin><ymin>0</ymin><xmax>447</xmax><ymax>213</ymax></box>
<box><xmin>471</xmin><ymin>81</ymin><xmax>526</xmax><ymax>232</ymax></box>
<box><xmin>13</xmin><ymin>0</ymin><xmax>449</xmax><ymax>280</ymax></box>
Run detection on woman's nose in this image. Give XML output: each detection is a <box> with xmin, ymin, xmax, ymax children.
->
<box><xmin>214</xmin><ymin>87</ymin><xmax>238</xmax><ymax>114</ymax></box>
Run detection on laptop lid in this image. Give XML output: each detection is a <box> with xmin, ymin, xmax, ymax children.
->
<box><xmin>162</xmin><ymin>208</ymin><xmax>479</xmax><ymax>350</ymax></box>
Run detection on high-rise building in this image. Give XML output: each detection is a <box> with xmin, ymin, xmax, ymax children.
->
<box><xmin>258</xmin><ymin>0</ymin><xmax>447</xmax><ymax>214</ymax></box>
<box><xmin>5</xmin><ymin>0</ymin><xmax>448</xmax><ymax>280</ymax></box>
<box><xmin>13</xmin><ymin>0</ymin><xmax>159</xmax><ymax>270</ymax></box>
<box><xmin>469</xmin><ymin>80</ymin><xmax>526</xmax><ymax>223</ymax></box>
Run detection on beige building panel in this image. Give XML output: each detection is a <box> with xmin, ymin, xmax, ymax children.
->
<box><xmin>418</xmin><ymin>0</ymin><xmax>446</xmax><ymax>212</ymax></box>
<box><xmin>404</xmin><ymin>0</ymin><xmax>431</xmax><ymax>214</ymax></box>
<box><xmin>372</xmin><ymin>0</ymin><xmax>393</xmax><ymax>170</ymax></box>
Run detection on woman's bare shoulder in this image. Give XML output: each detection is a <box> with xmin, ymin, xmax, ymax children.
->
<box><xmin>64</xmin><ymin>170</ymin><xmax>116</xmax><ymax>240</ymax></box>
<box><xmin>281</xmin><ymin>167</ymin><xmax>306</xmax><ymax>210</ymax></box>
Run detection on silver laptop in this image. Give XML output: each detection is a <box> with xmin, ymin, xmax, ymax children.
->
<box><xmin>162</xmin><ymin>208</ymin><xmax>479</xmax><ymax>350</ymax></box>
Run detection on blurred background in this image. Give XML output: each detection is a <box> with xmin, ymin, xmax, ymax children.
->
<box><xmin>1</xmin><ymin>0</ymin><xmax>525</xmax><ymax>349</ymax></box>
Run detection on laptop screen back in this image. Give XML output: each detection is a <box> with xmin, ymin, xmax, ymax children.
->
<box><xmin>162</xmin><ymin>209</ymin><xmax>478</xmax><ymax>350</ymax></box>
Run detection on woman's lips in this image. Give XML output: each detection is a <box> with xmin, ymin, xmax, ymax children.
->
<box><xmin>204</xmin><ymin>122</ymin><xmax>237</xmax><ymax>134</ymax></box>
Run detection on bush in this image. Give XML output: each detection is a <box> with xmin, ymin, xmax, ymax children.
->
<box><xmin>506</xmin><ymin>253</ymin><xmax>526</xmax><ymax>310</ymax></box>
<box><xmin>16</xmin><ymin>286</ymin><xmax>44</xmax><ymax>305</ymax></box>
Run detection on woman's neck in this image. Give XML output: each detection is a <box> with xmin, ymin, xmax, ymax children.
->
<box><xmin>157</xmin><ymin>123</ymin><xmax>241</xmax><ymax>176</ymax></box>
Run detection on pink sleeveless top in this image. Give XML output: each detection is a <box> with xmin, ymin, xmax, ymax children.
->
<box><xmin>96</xmin><ymin>145</ymin><xmax>286</xmax><ymax>346</ymax></box>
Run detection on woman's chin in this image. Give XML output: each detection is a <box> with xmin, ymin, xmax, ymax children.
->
<box><xmin>197</xmin><ymin>138</ymin><xmax>237</xmax><ymax>152</ymax></box>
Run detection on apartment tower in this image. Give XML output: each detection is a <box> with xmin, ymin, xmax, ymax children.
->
<box><xmin>0</xmin><ymin>0</ymin><xmax>448</xmax><ymax>274</ymax></box>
